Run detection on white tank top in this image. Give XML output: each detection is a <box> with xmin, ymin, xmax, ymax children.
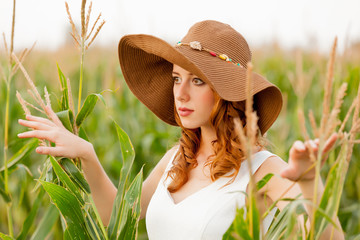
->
<box><xmin>146</xmin><ymin>150</ymin><xmax>278</xmax><ymax>240</ymax></box>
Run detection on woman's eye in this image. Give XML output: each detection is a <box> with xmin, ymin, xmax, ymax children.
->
<box><xmin>172</xmin><ymin>76</ymin><xmax>181</xmax><ymax>84</ymax></box>
<box><xmin>193</xmin><ymin>78</ymin><xmax>204</xmax><ymax>85</ymax></box>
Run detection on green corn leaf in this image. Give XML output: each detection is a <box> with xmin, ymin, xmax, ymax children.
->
<box><xmin>17</xmin><ymin>189</ymin><xmax>45</xmax><ymax>240</ymax></box>
<box><xmin>248</xmin><ymin>192</ymin><xmax>261</xmax><ymax>240</ymax></box>
<box><xmin>76</xmin><ymin>93</ymin><xmax>105</xmax><ymax>127</ymax></box>
<box><xmin>63</xmin><ymin>224</ymin><xmax>89</xmax><ymax>240</ymax></box>
<box><xmin>0</xmin><ymin>232</ymin><xmax>14</xmax><ymax>240</ymax></box>
<box><xmin>223</xmin><ymin>207</ymin><xmax>252</xmax><ymax>240</ymax></box>
<box><xmin>266</xmin><ymin>200</ymin><xmax>292</xmax><ymax>239</ymax></box>
<box><xmin>256</xmin><ymin>173</ymin><xmax>274</xmax><ymax>190</ymax></box>
<box><xmin>49</xmin><ymin>156</ymin><xmax>85</xmax><ymax>206</ymax></box>
<box><xmin>13</xmin><ymin>164</ymin><xmax>32</xmax><ymax>207</ymax></box>
<box><xmin>117</xmin><ymin>168</ymin><xmax>143</xmax><ymax>239</ymax></box>
<box><xmin>57</xmin><ymin>63</ymin><xmax>69</xmax><ymax>111</ymax></box>
<box><xmin>117</xmin><ymin>209</ymin><xmax>134</xmax><ymax>240</ymax></box>
<box><xmin>0</xmin><ymin>138</ymin><xmax>38</xmax><ymax>172</ymax></box>
<box><xmin>108</xmin><ymin>121</ymin><xmax>136</xmax><ymax>239</ymax></box>
<box><xmin>78</xmin><ymin>127</ymin><xmax>89</xmax><ymax>141</ymax></box>
<box><xmin>311</xmin><ymin>204</ymin><xmax>338</xmax><ymax>230</ymax></box>
<box><xmin>0</xmin><ymin>174</ymin><xmax>11</xmax><ymax>203</ymax></box>
<box><xmin>84</xmin><ymin>210</ymin><xmax>106</xmax><ymax>240</ymax></box>
<box><xmin>352</xmin><ymin>234</ymin><xmax>360</xmax><ymax>240</ymax></box>
<box><xmin>30</xmin><ymin>204</ymin><xmax>59</xmax><ymax>240</ymax></box>
<box><xmin>284</xmin><ymin>203</ymin><xmax>305</xmax><ymax>239</ymax></box>
<box><xmin>314</xmin><ymin>139</ymin><xmax>349</xmax><ymax>239</ymax></box>
<box><xmin>56</xmin><ymin>110</ymin><xmax>74</xmax><ymax>132</ymax></box>
<box><xmin>46</xmin><ymin>165</ymin><xmax>56</xmax><ymax>183</ymax></box>
<box><xmin>39</xmin><ymin>180</ymin><xmax>90</xmax><ymax>239</ymax></box>
<box><xmin>33</xmin><ymin>158</ymin><xmax>51</xmax><ymax>192</ymax></box>
<box><xmin>266</xmin><ymin>199</ymin><xmax>306</xmax><ymax>239</ymax></box>
<box><xmin>266</xmin><ymin>205</ymin><xmax>292</xmax><ymax>239</ymax></box>
<box><xmin>59</xmin><ymin>158</ymin><xmax>91</xmax><ymax>194</ymax></box>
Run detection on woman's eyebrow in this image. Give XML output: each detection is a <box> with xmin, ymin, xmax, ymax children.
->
<box><xmin>172</xmin><ymin>71</ymin><xmax>195</xmax><ymax>76</ymax></box>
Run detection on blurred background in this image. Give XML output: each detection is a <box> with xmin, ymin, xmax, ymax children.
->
<box><xmin>0</xmin><ymin>0</ymin><xmax>360</xmax><ymax>239</ymax></box>
<box><xmin>1</xmin><ymin>0</ymin><xmax>360</xmax><ymax>52</ymax></box>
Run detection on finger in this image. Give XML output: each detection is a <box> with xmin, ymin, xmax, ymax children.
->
<box><xmin>17</xmin><ymin>130</ymin><xmax>55</xmax><ymax>142</ymax></box>
<box><xmin>309</xmin><ymin>140</ymin><xmax>317</xmax><ymax>149</ymax></box>
<box><xmin>319</xmin><ymin>133</ymin><xmax>337</xmax><ymax>165</ymax></box>
<box><xmin>25</xmin><ymin>115</ymin><xmax>57</xmax><ymax>127</ymax></box>
<box><xmin>302</xmin><ymin>141</ymin><xmax>317</xmax><ymax>162</ymax></box>
<box><xmin>280</xmin><ymin>167</ymin><xmax>299</xmax><ymax>181</ymax></box>
<box><xmin>36</xmin><ymin>146</ymin><xmax>66</xmax><ymax>157</ymax></box>
<box><xmin>305</xmin><ymin>140</ymin><xmax>318</xmax><ymax>152</ymax></box>
<box><xmin>323</xmin><ymin>133</ymin><xmax>338</xmax><ymax>153</ymax></box>
<box><xmin>18</xmin><ymin>119</ymin><xmax>53</xmax><ymax>130</ymax></box>
<box><xmin>44</xmin><ymin>106</ymin><xmax>64</xmax><ymax>128</ymax></box>
<box><xmin>292</xmin><ymin>140</ymin><xmax>306</xmax><ymax>153</ymax></box>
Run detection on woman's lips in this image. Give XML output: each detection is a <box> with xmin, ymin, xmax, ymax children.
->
<box><xmin>178</xmin><ymin>107</ymin><xmax>194</xmax><ymax>117</ymax></box>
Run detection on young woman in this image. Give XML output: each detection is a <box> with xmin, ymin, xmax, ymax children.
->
<box><xmin>18</xmin><ymin>20</ymin><xmax>344</xmax><ymax>239</ymax></box>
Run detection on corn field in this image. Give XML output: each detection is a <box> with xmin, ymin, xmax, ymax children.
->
<box><xmin>0</xmin><ymin>0</ymin><xmax>360</xmax><ymax>239</ymax></box>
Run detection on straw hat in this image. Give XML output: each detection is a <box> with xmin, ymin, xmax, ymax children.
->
<box><xmin>118</xmin><ymin>20</ymin><xmax>282</xmax><ymax>134</ymax></box>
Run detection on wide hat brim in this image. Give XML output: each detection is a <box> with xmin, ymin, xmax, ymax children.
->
<box><xmin>118</xmin><ymin>34</ymin><xmax>282</xmax><ymax>134</ymax></box>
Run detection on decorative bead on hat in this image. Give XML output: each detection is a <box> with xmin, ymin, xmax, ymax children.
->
<box><xmin>176</xmin><ymin>41</ymin><xmax>244</xmax><ymax>68</ymax></box>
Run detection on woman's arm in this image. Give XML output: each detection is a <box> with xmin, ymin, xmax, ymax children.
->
<box><xmin>139</xmin><ymin>146</ymin><xmax>177</xmax><ymax>219</ymax></box>
<box><xmin>18</xmin><ymin>106</ymin><xmax>117</xmax><ymax>225</ymax></box>
<box><xmin>18</xmin><ymin>106</ymin><xmax>178</xmax><ymax>224</ymax></box>
<box><xmin>296</xmin><ymin>178</ymin><xmax>344</xmax><ymax>240</ymax></box>
<box><xmin>81</xmin><ymin>146</ymin><xmax>117</xmax><ymax>225</ymax></box>
<box><xmin>256</xmin><ymin>133</ymin><xmax>344</xmax><ymax>239</ymax></box>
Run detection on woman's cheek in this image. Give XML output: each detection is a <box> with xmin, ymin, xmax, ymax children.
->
<box><xmin>200</xmin><ymin>89</ymin><xmax>216</xmax><ymax>114</ymax></box>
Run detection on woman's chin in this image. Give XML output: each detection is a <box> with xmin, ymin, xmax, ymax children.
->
<box><xmin>179</xmin><ymin>121</ymin><xmax>199</xmax><ymax>130</ymax></box>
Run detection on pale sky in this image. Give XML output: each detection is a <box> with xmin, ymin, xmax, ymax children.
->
<box><xmin>1</xmin><ymin>0</ymin><xmax>359</xmax><ymax>53</ymax></box>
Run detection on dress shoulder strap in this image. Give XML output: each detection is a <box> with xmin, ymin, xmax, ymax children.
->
<box><xmin>161</xmin><ymin>147</ymin><xmax>179</xmax><ymax>184</ymax></box>
<box><xmin>249</xmin><ymin>150</ymin><xmax>277</xmax><ymax>175</ymax></box>
<box><xmin>164</xmin><ymin>147</ymin><xmax>179</xmax><ymax>172</ymax></box>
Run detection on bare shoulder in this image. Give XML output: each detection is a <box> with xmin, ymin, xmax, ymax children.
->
<box><xmin>254</xmin><ymin>154</ymin><xmax>288</xmax><ymax>181</ymax></box>
<box><xmin>254</xmin><ymin>153</ymin><xmax>302</xmax><ymax>210</ymax></box>
<box><xmin>254</xmin><ymin>156</ymin><xmax>297</xmax><ymax>193</ymax></box>
<box><xmin>140</xmin><ymin>145</ymin><xmax>179</xmax><ymax>219</ymax></box>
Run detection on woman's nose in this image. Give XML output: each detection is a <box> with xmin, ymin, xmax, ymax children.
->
<box><xmin>174</xmin><ymin>82</ymin><xmax>190</xmax><ymax>102</ymax></box>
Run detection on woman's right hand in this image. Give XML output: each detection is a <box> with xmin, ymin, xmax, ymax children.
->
<box><xmin>18</xmin><ymin>106</ymin><xmax>93</xmax><ymax>160</ymax></box>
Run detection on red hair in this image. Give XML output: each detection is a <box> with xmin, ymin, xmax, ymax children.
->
<box><xmin>166</xmin><ymin>94</ymin><xmax>266</xmax><ymax>193</ymax></box>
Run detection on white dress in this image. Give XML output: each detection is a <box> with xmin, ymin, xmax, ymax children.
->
<box><xmin>146</xmin><ymin>150</ymin><xmax>278</xmax><ymax>240</ymax></box>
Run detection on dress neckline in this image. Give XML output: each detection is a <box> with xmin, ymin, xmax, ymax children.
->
<box><xmin>164</xmin><ymin>150</ymin><xmax>267</xmax><ymax>206</ymax></box>
<box><xmin>165</xmin><ymin>177</ymin><xmax>222</xmax><ymax>206</ymax></box>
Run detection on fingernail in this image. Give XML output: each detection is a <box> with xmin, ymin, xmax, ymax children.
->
<box><xmin>36</xmin><ymin>147</ymin><xmax>42</xmax><ymax>153</ymax></box>
<box><xmin>296</xmin><ymin>142</ymin><xmax>306</xmax><ymax>151</ymax></box>
<box><xmin>17</xmin><ymin>133</ymin><xmax>23</xmax><ymax>137</ymax></box>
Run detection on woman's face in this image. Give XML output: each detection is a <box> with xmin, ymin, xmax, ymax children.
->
<box><xmin>173</xmin><ymin>64</ymin><xmax>215</xmax><ymax>129</ymax></box>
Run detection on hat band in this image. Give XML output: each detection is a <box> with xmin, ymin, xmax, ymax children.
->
<box><xmin>175</xmin><ymin>41</ymin><xmax>245</xmax><ymax>68</ymax></box>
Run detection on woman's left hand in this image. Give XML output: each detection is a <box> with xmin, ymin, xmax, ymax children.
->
<box><xmin>280</xmin><ymin>133</ymin><xmax>338</xmax><ymax>182</ymax></box>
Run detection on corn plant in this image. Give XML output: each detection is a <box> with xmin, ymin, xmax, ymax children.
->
<box><xmin>0</xmin><ymin>0</ymin><xmax>37</xmax><ymax>237</ymax></box>
<box><xmin>0</xmin><ymin>1</ymin><xmax>143</xmax><ymax>239</ymax></box>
